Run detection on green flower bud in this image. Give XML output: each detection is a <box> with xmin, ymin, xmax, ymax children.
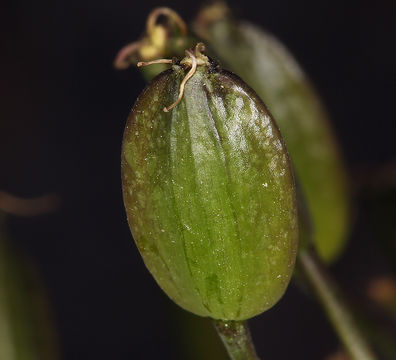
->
<box><xmin>193</xmin><ymin>3</ymin><xmax>350</xmax><ymax>263</ymax></box>
<box><xmin>122</xmin><ymin>45</ymin><xmax>298</xmax><ymax>320</ymax></box>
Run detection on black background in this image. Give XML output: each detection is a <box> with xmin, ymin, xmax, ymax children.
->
<box><xmin>1</xmin><ymin>0</ymin><xmax>396</xmax><ymax>359</ymax></box>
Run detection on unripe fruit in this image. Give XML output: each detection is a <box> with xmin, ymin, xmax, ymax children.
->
<box><xmin>122</xmin><ymin>46</ymin><xmax>298</xmax><ymax>320</ymax></box>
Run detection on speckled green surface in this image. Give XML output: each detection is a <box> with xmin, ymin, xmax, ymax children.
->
<box><xmin>122</xmin><ymin>64</ymin><xmax>297</xmax><ymax>320</ymax></box>
<box><xmin>199</xmin><ymin>18</ymin><xmax>349</xmax><ymax>263</ymax></box>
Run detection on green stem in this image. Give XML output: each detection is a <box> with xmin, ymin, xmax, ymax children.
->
<box><xmin>213</xmin><ymin>320</ymin><xmax>260</xmax><ymax>360</ymax></box>
<box><xmin>298</xmin><ymin>248</ymin><xmax>377</xmax><ymax>360</ymax></box>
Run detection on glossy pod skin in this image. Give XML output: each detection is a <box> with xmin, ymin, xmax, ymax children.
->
<box><xmin>122</xmin><ymin>54</ymin><xmax>298</xmax><ymax>320</ymax></box>
<box><xmin>194</xmin><ymin>6</ymin><xmax>349</xmax><ymax>263</ymax></box>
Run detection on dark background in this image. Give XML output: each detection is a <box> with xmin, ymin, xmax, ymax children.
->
<box><xmin>1</xmin><ymin>0</ymin><xmax>395</xmax><ymax>359</ymax></box>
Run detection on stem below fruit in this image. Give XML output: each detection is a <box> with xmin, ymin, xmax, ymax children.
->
<box><xmin>298</xmin><ymin>248</ymin><xmax>377</xmax><ymax>360</ymax></box>
<box><xmin>213</xmin><ymin>320</ymin><xmax>260</xmax><ymax>360</ymax></box>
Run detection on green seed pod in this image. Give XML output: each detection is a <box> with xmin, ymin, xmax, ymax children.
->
<box><xmin>193</xmin><ymin>3</ymin><xmax>350</xmax><ymax>263</ymax></box>
<box><xmin>122</xmin><ymin>45</ymin><xmax>298</xmax><ymax>320</ymax></box>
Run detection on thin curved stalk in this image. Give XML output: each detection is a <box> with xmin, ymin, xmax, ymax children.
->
<box><xmin>213</xmin><ymin>320</ymin><xmax>260</xmax><ymax>360</ymax></box>
<box><xmin>298</xmin><ymin>248</ymin><xmax>377</xmax><ymax>360</ymax></box>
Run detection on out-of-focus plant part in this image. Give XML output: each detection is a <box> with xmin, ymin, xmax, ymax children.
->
<box><xmin>367</xmin><ymin>276</ymin><xmax>396</xmax><ymax>322</ymax></box>
<box><xmin>0</xmin><ymin>214</ymin><xmax>15</xmax><ymax>360</ymax></box>
<box><xmin>293</xmin><ymin>190</ymin><xmax>387</xmax><ymax>359</ymax></box>
<box><xmin>122</xmin><ymin>44</ymin><xmax>297</xmax><ymax>321</ymax></box>
<box><xmin>325</xmin><ymin>350</ymin><xmax>350</xmax><ymax>360</ymax></box>
<box><xmin>193</xmin><ymin>2</ymin><xmax>350</xmax><ymax>263</ymax></box>
<box><xmin>114</xmin><ymin>7</ymin><xmax>194</xmax><ymax>80</ymax></box>
<box><xmin>0</xmin><ymin>212</ymin><xmax>60</xmax><ymax>360</ymax></box>
<box><xmin>298</xmin><ymin>245</ymin><xmax>377</xmax><ymax>360</ymax></box>
<box><xmin>176</xmin><ymin>312</ymin><xmax>228</xmax><ymax>360</ymax></box>
<box><xmin>356</xmin><ymin>161</ymin><xmax>396</xmax><ymax>270</ymax></box>
<box><xmin>356</xmin><ymin>307</ymin><xmax>396</xmax><ymax>360</ymax></box>
<box><xmin>296</xmin><ymin>190</ymin><xmax>377</xmax><ymax>360</ymax></box>
<box><xmin>0</xmin><ymin>191</ymin><xmax>59</xmax><ymax>217</ymax></box>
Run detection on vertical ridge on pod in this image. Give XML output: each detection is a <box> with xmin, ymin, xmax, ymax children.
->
<box><xmin>169</xmin><ymin>85</ymin><xmax>212</xmax><ymax>314</ymax></box>
<box><xmin>177</xmin><ymin>68</ymin><xmax>243</xmax><ymax>319</ymax></box>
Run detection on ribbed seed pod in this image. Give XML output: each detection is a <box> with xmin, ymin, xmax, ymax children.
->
<box><xmin>122</xmin><ymin>47</ymin><xmax>298</xmax><ymax>320</ymax></box>
<box><xmin>193</xmin><ymin>4</ymin><xmax>349</xmax><ymax>263</ymax></box>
